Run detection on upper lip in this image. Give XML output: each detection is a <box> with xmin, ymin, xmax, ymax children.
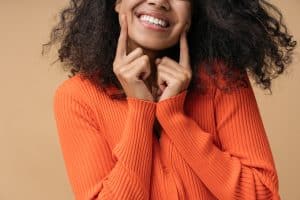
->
<box><xmin>135</xmin><ymin>10</ymin><xmax>171</xmax><ymax>26</ymax></box>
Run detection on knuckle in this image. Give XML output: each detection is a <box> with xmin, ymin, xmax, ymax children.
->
<box><xmin>122</xmin><ymin>72</ymin><xmax>131</xmax><ymax>81</ymax></box>
<box><xmin>157</xmin><ymin>63</ymin><xmax>163</xmax><ymax>69</ymax></box>
<box><xmin>113</xmin><ymin>61</ymin><xmax>117</xmax><ymax>68</ymax></box>
<box><xmin>141</xmin><ymin>56</ymin><xmax>149</xmax><ymax>65</ymax></box>
<box><xmin>183</xmin><ymin>69</ymin><xmax>191</xmax><ymax>78</ymax></box>
<box><xmin>119</xmin><ymin>67</ymin><xmax>127</xmax><ymax>74</ymax></box>
<box><xmin>137</xmin><ymin>47</ymin><xmax>143</xmax><ymax>54</ymax></box>
<box><xmin>173</xmin><ymin>79</ymin><xmax>181</xmax><ymax>85</ymax></box>
<box><xmin>113</xmin><ymin>61</ymin><xmax>120</xmax><ymax>70</ymax></box>
<box><xmin>113</xmin><ymin>66</ymin><xmax>119</xmax><ymax>74</ymax></box>
<box><xmin>140</xmin><ymin>59</ymin><xmax>146</xmax><ymax>66</ymax></box>
<box><xmin>116</xmin><ymin>67</ymin><xmax>125</xmax><ymax>77</ymax></box>
<box><xmin>123</xmin><ymin>74</ymin><xmax>131</xmax><ymax>80</ymax></box>
<box><xmin>143</xmin><ymin>55</ymin><xmax>149</xmax><ymax>61</ymax></box>
<box><xmin>178</xmin><ymin>76</ymin><xmax>185</xmax><ymax>83</ymax></box>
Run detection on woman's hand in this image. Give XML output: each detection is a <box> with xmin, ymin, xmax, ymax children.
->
<box><xmin>156</xmin><ymin>29</ymin><xmax>192</xmax><ymax>102</ymax></box>
<box><xmin>113</xmin><ymin>15</ymin><xmax>154</xmax><ymax>102</ymax></box>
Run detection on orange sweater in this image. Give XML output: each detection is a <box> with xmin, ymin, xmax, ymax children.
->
<box><xmin>53</xmin><ymin>67</ymin><xmax>281</xmax><ymax>200</ymax></box>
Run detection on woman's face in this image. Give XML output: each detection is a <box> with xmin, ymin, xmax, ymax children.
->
<box><xmin>115</xmin><ymin>0</ymin><xmax>191</xmax><ymax>51</ymax></box>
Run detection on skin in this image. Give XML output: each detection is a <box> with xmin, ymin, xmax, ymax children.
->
<box><xmin>114</xmin><ymin>0</ymin><xmax>192</xmax><ymax>102</ymax></box>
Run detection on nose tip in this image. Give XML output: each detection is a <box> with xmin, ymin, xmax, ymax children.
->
<box><xmin>147</xmin><ymin>0</ymin><xmax>170</xmax><ymax>10</ymax></box>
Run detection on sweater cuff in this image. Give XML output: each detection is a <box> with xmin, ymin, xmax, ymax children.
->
<box><xmin>126</xmin><ymin>97</ymin><xmax>157</xmax><ymax>128</ymax></box>
<box><xmin>112</xmin><ymin>97</ymin><xmax>156</xmax><ymax>182</ymax></box>
<box><xmin>156</xmin><ymin>90</ymin><xmax>188</xmax><ymax>122</ymax></box>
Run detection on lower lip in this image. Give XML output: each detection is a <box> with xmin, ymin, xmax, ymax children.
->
<box><xmin>137</xmin><ymin>16</ymin><xmax>169</xmax><ymax>32</ymax></box>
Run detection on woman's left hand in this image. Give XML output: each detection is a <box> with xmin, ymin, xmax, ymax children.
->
<box><xmin>156</xmin><ymin>30</ymin><xmax>192</xmax><ymax>102</ymax></box>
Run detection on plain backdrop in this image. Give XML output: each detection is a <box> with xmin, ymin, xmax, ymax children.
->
<box><xmin>0</xmin><ymin>0</ymin><xmax>299</xmax><ymax>199</ymax></box>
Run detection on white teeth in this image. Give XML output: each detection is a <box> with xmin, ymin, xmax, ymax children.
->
<box><xmin>139</xmin><ymin>15</ymin><xmax>168</xmax><ymax>28</ymax></box>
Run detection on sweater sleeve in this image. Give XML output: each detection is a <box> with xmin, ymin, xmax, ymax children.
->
<box><xmin>53</xmin><ymin>86</ymin><xmax>156</xmax><ymax>200</ymax></box>
<box><xmin>156</xmin><ymin>75</ymin><xmax>281</xmax><ymax>200</ymax></box>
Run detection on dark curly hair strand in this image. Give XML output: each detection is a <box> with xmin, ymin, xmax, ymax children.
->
<box><xmin>42</xmin><ymin>0</ymin><xmax>297</xmax><ymax>99</ymax></box>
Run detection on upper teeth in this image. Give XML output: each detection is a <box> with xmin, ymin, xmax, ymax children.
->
<box><xmin>139</xmin><ymin>15</ymin><xmax>168</xmax><ymax>27</ymax></box>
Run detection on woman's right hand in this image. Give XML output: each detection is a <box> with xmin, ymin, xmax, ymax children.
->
<box><xmin>113</xmin><ymin>14</ymin><xmax>154</xmax><ymax>102</ymax></box>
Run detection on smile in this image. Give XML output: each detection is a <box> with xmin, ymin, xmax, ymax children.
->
<box><xmin>139</xmin><ymin>15</ymin><xmax>169</xmax><ymax>28</ymax></box>
<box><xmin>135</xmin><ymin>11</ymin><xmax>171</xmax><ymax>32</ymax></box>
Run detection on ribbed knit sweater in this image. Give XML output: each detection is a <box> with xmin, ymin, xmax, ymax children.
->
<box><xmin>53</xmin><ymin>66</ymin><xmax>281</xmax><ymax>200</ymax></box>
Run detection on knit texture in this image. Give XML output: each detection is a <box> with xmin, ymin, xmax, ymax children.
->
<box><xmin>53</xmin><ymin>65</ymin><xmax>281</xmax><ymax>200</ymax></box>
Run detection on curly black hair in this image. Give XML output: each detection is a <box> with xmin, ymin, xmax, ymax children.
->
<box><xmin>42</xmin><ymin>0</ymin><xmax>297</xmax><ymax>99</ymax></box>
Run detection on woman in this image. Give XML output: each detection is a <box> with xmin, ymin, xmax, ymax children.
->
<box><xmin>43</xmin><ymin>0</ymin><xmax>296</xmax><ymax>199</ymax></box>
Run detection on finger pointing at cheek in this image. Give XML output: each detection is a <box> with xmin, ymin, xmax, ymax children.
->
<box><xmin>179</xmin><ymin>29</ymin><xmax>190</xmax><ymax>68</ymax></box>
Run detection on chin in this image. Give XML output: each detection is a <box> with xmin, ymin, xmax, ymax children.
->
<box><xmin>131</xmin><ymin>35</ymin><xmax>178</xmax><ymax>51</ymax></box>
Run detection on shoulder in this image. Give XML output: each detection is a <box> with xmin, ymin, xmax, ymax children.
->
<box><xmin>53</xmin><ymin>73</ymin><xmax>106</xmax><ymax>107</ymax></box>
<box><xmin>196</xmin><ymin>60</ymin><xmax>251</xmax><ymax>95</ymax></box>
<box><xmin>54</xmin><ymin>73</ymin><xmax>93</xmax><ymax>95</ymax></box>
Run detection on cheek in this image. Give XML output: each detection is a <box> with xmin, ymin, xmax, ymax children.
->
<box><xmin>121</xmin><ymin>0</ymin><xmax>142</xmax><ymax>13</ymax></box>
<box><xmin>182</xmin><ymin>13</ymin><xmax>191</xmax><ymax>26</ymax></box>
<box><xmin>174</xmin><ymin>4</ymin><xmax>191</xmax><ymax>24</ymax></box>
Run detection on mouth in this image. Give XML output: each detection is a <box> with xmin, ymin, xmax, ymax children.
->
<box><xmin>135</xmin><ymin>11</ymin><xmax>171</xmax><ymax>30</ymax></box>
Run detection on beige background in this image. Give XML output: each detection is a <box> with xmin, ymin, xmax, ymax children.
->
<box><xmin>0</xmin><ymin>0</ymin><xmax>299</xmax><ymax>199</ymax></box>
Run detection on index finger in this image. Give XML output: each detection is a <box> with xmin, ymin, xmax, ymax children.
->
<box><xmin>179</xmin><ymin>30</ymin><xmax>190</xmax><ymax>68</ymax></box>
<box><xmin>115</xmin><ymin>14</ymin><xmax>128</xmax><ymax>59</ymax></box>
